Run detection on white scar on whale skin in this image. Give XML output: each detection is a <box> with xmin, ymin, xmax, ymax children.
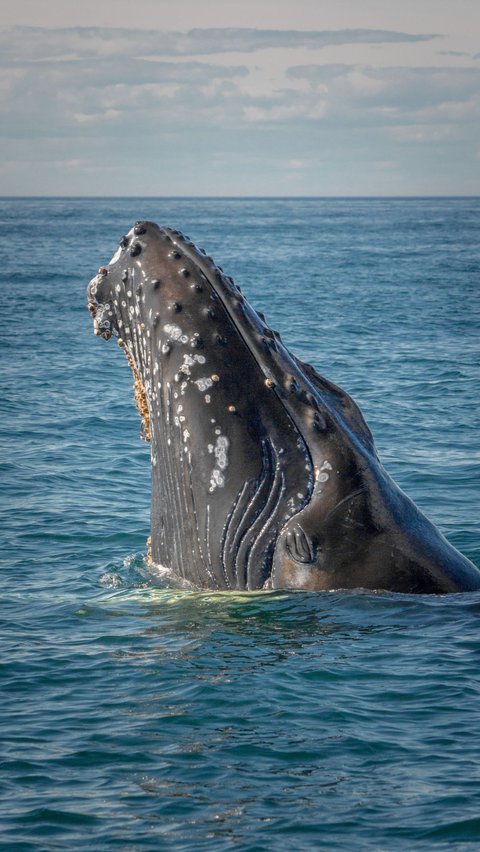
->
<box><xmin>180</xmin><ymin>353</ymin><xmax>207</xmax><ymax>378</ymax></box>
<box><xmin>175</xmin><ymin>354</ymin><xmax>209</xmax><ymax>396</ymax></box>
<box><xmin>163</xmin><ymin>323</ymin><xmax>188</xmax><ymax>344</ymax></box>
<box><xmin>195</xmin><ymin>377</ymin><xmax>213</xmax><ymax>392</ymax></box>
<box><xmin>317</xmin><ymin>459</ymin><xmax>333</xmax><ymax>485</ymax></box>
<box><xmin>209</xmin><ymin>435</ymin><xmax>229</xmax><ymax>493</ymax></box>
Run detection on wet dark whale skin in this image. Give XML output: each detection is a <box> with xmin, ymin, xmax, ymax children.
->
<box><xmin>87</xmin><ymin>221</ymin><xmax>480</xmax><ymax>593</ymax></box>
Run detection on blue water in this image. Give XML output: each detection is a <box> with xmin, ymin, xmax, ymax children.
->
<box><xmin>1</xmin><ymin>197</ymin><xmax>480</xmax><ymax>850</ymax></box>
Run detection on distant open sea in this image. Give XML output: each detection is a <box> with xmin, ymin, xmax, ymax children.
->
<box><xmin>1</xmin><ymin>197</ymin><xmax>480</xmax><ymax>850</ymax></box>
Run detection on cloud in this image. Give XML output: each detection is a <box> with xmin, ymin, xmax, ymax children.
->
<box><xmin>285</xmin><ymin>64</ymin><xmax>480</xmax><ymax>127</ymax></box>
<box><xmin>2</xmin><ymin>31</ymin><xmax>479</xmax><ymax>146</ymax></box>
<box><xmin>388</xmin><ymin>124</ymin><xmax>461</xmax><ymax>143</ymax></box>
<box><xmin>0</xmin><ymin>25</ymin><xmax>478</xmax><ymax>195</ymax></box>
<box><xmin>0</xmin><ymin>26</ymin><xmax>451</xmax><ymax>141</ymax></box>
<box><xmin>0</xmin><ymin>25</ymin><xmax>440</xmax><ymax>63</ymax></box>
<box><xmin>437</xmin><ymin>50</ymin><xmax>470</xmax><ymax>57</ymax></box>
<box><xmin>0</xmin><ymin>54</ymin><xmax>249</xmax><ymax>137</ymax></box>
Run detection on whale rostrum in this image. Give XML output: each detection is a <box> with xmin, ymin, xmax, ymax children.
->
<box><xmin>87</xmin><ymin>221</ymin><xmax>480</xmax><ymax>594</ymax></box>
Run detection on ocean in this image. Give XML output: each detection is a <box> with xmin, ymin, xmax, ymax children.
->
<box><xmin>1</xmin><ymin>197</ymin><xmax>479</xmax><ymax>850</ymax></box>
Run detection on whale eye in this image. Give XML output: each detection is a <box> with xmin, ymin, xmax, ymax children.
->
<box><xmin>285</xmin><ymin>525</ymin><xmax>316</xmax><ymax>564</ymax></box>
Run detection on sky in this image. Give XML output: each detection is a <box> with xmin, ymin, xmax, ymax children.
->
<box><xmin>1</xmin><ymin>0</ymin><xmax>479</xmax><ymax>195</ymax></box>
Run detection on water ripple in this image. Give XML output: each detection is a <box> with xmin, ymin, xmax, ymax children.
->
<box><xmin>1</xmin><ymin>198</ymin><xmax>479</xmax><ymax>850</ymax></box>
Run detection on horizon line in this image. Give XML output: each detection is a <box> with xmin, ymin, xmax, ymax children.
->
<box><xmin>1</xmin><ymin>194</ymin><xmax>479</xmax><ymax>200</ymax></box>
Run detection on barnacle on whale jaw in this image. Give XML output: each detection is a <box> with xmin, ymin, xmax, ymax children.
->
<box><xmin>118</xmin><ymin>338</ymin><xmax>151</xmax><ymax>443</ymax></box>
<box><xmin>87</xmin><ymin>268</ymin><xmax>149</xmax><ymax>439</ymax></box>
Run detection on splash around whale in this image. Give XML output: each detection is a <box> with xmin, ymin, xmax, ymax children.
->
<box><xmin>87</xmin><ymin>221</ymin><xmax>480</xmax><ymax>594</ymax></box>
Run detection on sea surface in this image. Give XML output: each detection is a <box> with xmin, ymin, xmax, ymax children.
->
<box><xmin>1</xmin><ymin>197</ymin><xmax>480</xmax><ymax>850</ymax></box>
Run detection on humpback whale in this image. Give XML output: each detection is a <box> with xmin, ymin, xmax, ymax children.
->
<box><xmin>87</xmin><ymin>221</ymin><xmax>480</xmax><ymax>593</ymax></box>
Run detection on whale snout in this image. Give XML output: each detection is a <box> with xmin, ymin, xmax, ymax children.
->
<box><xmin>87</xmin><ymin>266</ymin><xmax>117</xmax><ymax>340</ymax></box>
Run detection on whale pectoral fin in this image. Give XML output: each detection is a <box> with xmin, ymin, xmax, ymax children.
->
<box><xmin>285</xmin><ymin>524</ymin><xmax>316</xmax><ymax>564</ymax></box>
